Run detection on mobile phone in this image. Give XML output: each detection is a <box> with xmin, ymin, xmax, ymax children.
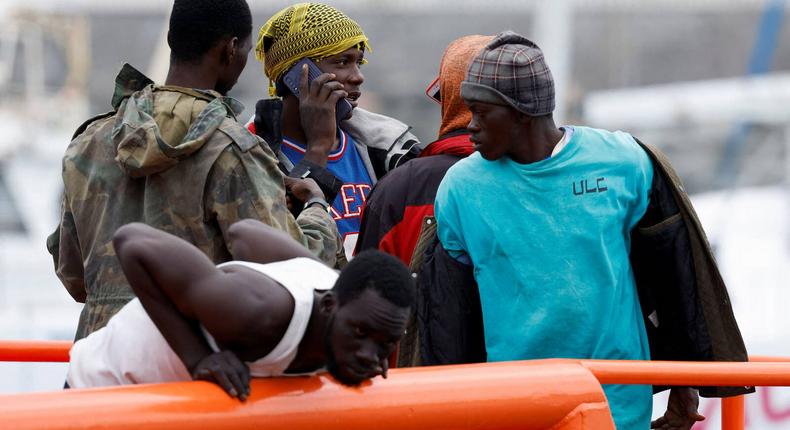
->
<box><xmin>282</xmin><ymin>58</ymin><xmax>353</xmax><ymax>123</ymax></box>
<box><xmin>425</xmin><ymin>75</ymin><xmax>441</xmax><ymax>104</ymax></box>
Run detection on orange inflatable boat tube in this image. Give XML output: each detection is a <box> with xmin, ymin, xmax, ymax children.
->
<box><xmin>0</xmin><ymin>360</ymin><xmax>614</xmax><ymax>430</ymax></box>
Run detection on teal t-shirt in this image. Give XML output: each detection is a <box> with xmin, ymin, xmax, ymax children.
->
<box><xmin>435</xmin><ymin>126</ymin><xmax>653</xmax><ymax>430</ymax></box>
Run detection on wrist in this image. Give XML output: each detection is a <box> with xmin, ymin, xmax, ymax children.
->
<box><xmin>289</xmin><ymin>160</ymin><xmax>343</xmax><ymax>203</ymax></box>
<box><xmin>186</xmin><ymin>352</ymin><xmax>209</xmax><ymax>375</ymax></box>
<box><xmin>304</xmin><ymin>141</ymin><xmax>332</xmax><ymax>161</ymax></box>
<box><xmin>304</xmin><ymin>196</ymin><xmax>330</xmax><ymax>212</ymax></box>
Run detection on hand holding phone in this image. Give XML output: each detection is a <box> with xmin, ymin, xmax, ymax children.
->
<box><xmin>281</xmin><ymin>58</ymin><xmax>352</xmax><ymax>163</ymax></box>
<box><xmin>282</xmin><ymin>58</ymin><xmax>353</xmax><ymax>124</ymax></box>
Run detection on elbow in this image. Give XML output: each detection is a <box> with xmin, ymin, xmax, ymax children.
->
<box><xmin>227</xmin><ymin>219</ymin><xmax>262</xmax><ymax>239</ymax></box>
<box><xmin>227</xmin><ymin>220</ymin><xmax>254</xmax><ymax>261</ymax></box>
<box><xmin>226</xmin><ymin>220</ymin><xmax>247</xmax><ymax>246</ymax></box>
<box><xmin>227</xmin><ymin>219</ymin><xmax>272</xmax><ymax>261</ymax></box>
<box><xmin>112</xmin><ymin>223</ymin><xmax>156</xmax><ymax>262</ymax></box>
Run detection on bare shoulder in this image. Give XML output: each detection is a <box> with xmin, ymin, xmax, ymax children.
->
<box><xmin>201</xmin><ymin>264</ymin><xmax>296</xmax><ymax>360</ymax></box>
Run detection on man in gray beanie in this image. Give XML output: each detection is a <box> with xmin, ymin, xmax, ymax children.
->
<box><xmin>433</xmin><ymin>31</ymin><xmax>718</xmax><ymax>430</ymax></box>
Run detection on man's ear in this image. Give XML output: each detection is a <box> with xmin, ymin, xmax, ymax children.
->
<box><xmin>222</xmin><ymin>37</ymin><xmax>239</xmax><ymax>65</ymax></box>
<box><xmin>319</xmin><ymin>291</ymin><xmax>337</xmax><ymax>314</ymax></box>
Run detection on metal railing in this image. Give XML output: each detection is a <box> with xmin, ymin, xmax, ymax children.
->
<box><xmin>0</xmin><ymin>340</ymin><xmax>71</xmax><ymax>362</ymax></box>
<box><xmin>1</xmin><ymin>340</ymin><xmax>789</xmax><ymax>430</ymax></box>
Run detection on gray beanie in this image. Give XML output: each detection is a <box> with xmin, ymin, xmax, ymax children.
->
<box><xmin>461</xmin><ymin>30</ymin><xmax>555</xmax><ymax>116</ymax></box>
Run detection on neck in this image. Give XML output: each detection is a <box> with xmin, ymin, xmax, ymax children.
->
<box><xmin>287</xmin><ymin>291</ymin><xmax>329</xmax><ymax>372</ymax></box>
<box><xmin>165</xmin><ymin>61</ymin><xmax>219</xmax><ymax>92</ymax></box>
<box><xmin>510</xmin><ymin>117</ymin><xmax>563</xmax><ymax>164</ymax></box>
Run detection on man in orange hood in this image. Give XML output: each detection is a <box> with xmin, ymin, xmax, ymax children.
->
<box><xmin>355</xmin><ymin>35</ymin><xmax>491</xmax><ymax>265</ymax></box>
<box><xmin>354</xmin><ymin>35</ymin><xmax>492</xmax><ymax>366</ymax></box>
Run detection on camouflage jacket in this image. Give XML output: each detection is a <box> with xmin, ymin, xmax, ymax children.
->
<box><xmin>47</xmin><ymin>64</ymin><xmax>339</xmax><ymax>340</ymax></box>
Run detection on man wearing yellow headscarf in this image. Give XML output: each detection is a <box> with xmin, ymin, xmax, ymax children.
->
<box><xmin>247</xmin><ymin>3</ymin><xmax>421</xmax><ymax>261</ymax></box>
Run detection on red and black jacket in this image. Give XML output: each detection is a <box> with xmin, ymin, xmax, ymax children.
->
<box><xmin>354</xmin><ymin>131</ymin><xmax>474</xmax><ymax>264</ymax></box>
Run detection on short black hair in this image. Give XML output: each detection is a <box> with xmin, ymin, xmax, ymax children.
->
<box><xmin>334</xmin><ymin>250</ymin><xmax>415</xmax><ymax>309</ymax></box>
<box><xmin>168</xmin><ymin>0</ymin><xmax>252</xmax><ymax>63</ymax></box>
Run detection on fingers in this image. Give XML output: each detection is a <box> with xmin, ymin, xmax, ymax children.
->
<box><xmin>300</xmin><ymin>177</ymin><xmax>319</xmax><ymax>188</ymax></box>
<box><xmin>650</xmin><ymin>413</ymin><xmax>703</xmax><ymax>430</ymax></box>
<box><xmin>283</xmin><ymin>175</ymin><xmax>297</xmax><ymax>190</ymax></box>
<box><xmin>300</xmin><ymin>178</ymin><xmax>323</xmax><ymax>199</ymax></box>
<box><xmin>328</xmin><ymin>89</ymin><xmax>349</xmax><ymax>106</ymax></box>
<box><xmin>316</xmin><ymin>80</ymin><xmax>345</xmax><ymax>100</ymax></box>
<box><xmin>309</xmin><ymin>72</ymin><xmax>337</xmax><ymax>95</ymax></box>
<box><xmin>286</xmin><ymin>194</ymin><xmax>294</xmax><ymax>212</ymax></box>
<box><xmin>307</xmin><ymin>73</ymin><xmax>347</xmax><ymax>105</ymax></box>
<box><xmin>283</xmin><ymin>177</ymin><xmax>307</xmax><ymax>201</ymax></box>
<box><xmin>194</xmin><ymin>365</ymin><xmax>238</xmax><ymax>398</ymax></box>
<box><xmin>192</xmin><ymin>352</ymin><xmax>251</xmax><ymax>401</ymax></box>
<box><xmin>285</xmin><ymin>177</ymin><xmax>324</xmax><ymax>203</ymax></box>
<box><xmin>678</xmin><ymin>387</ymin><xmax>704</xmax><ymax>421</ymax></box>
<box><xmin>214</xmin><ymin>365</ymin><xmax>241</xmax><ymax>399</ymax></box>
<box><xmin>224</xmin><ymin>352</ymin><xmax>250</xmax><ymax>401</ymax></box>
<box><xmin>685</xmin><ymin>408</ymin><xmax>705</xmax><ymax>422</ymax></box>
<box><xmin>298</xmin><ymin>63</ymin><xmax>309</xmax><ymax>98</ymax></box>
<box><xmin>227</xmin><ymin>374</ymin><xmax>249</xmax><ymax>402</ymax></box>
<box><xmin>380</xmin><ymin>357</ymin><xmax>388</xmax><ymax>379</ymax></box>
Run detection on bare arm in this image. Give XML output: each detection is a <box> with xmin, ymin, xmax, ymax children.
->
<box><xmin>227</xmin><ymin>218</ymin><xmax>318</xmax><ymax>264</ymax></box>
<box><xmin>112</xmin><ymin>223</ymin><xmax>252</xmax><ymax>399</ymax></box>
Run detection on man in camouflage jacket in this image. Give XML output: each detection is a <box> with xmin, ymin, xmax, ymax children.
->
<box><xmin>47</xmin><ymin>0</ymin><xmax>338</xmax><ymax>340</ymax></box>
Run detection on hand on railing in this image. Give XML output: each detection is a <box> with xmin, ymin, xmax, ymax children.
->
<box><xmin>190</xmin><ymin>350</ymin><xmax>250</xmax><ymax>401</ymax></box>
<box><xmin>650</xmin><ymin>387</ymin><xmax>706</xmax><ymax>430</ymax></box>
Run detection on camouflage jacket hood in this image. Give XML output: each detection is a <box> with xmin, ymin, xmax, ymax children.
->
<box><xmin>111</xmin><ymin>66</ymin><xmax>246</xmax><ymax>177</ymax></box>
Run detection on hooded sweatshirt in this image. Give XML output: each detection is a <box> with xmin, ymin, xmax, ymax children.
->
<box><xmin>48</xmin><ymin>64</ymin><xmax>339</xmax><ymax>340</ymax></box>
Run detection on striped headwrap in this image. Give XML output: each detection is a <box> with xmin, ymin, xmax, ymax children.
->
<box><xmin>256</xmin><ymin>3</ymin><xmax>371</xmax><ymax>97</ymax></box>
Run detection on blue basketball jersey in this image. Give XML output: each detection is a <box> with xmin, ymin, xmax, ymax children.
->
<box><xmin>282</xmin><ymin>129</ymin><xmax>373</xmax><ymax>258</ymax></box>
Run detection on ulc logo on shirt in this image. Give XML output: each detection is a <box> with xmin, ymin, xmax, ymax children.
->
<box><xmin>573</xmin><ymin>177</ymin><xmax>608</xmax><ymax>196</ymax></box>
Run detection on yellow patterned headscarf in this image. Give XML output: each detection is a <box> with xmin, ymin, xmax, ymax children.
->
<box><xmin>256</xmin><ymin>3</ymin><xmax>371</xmax><ymax>97</ymax></box>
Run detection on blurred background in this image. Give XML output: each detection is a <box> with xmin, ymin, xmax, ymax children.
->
<box><xmin>0</xmin><ymin>0</ymin><xmax>788</xmax><ymax>427</ymax></box>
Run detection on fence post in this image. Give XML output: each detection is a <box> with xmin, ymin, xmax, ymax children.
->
<box><xmin>721</xmin><ymin>395</ymin><xmax>745</xmax><ymax>430</ymax></box>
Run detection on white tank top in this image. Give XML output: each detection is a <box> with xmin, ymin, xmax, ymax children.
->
<box><xmin>207</xmin><ymin>258</ymin><xmax>337</xmax><ymax>376</ymax></box>
<box><xmin>67</xmin><ymin>257</ymin><xmax>337</xmax><ymax>388</ymax></box>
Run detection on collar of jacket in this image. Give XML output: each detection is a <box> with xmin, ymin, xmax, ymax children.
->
<box><xmin>109</xmin><ymin>63</ymin><xmax>245</xmax><ymax>119</ymax></box>
<box><xmin>340</xmin><ymin>107</ymin><xmax>413</xmax><ymax>152</ymax></box>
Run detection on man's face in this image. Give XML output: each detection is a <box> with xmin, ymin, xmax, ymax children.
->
<box><xmin>216</xmin><ymin>34</ymin><xmax>253</xmax><ymax>95</ymax></box>
<box><xmin>324</xmin><ymin>289</ymin><xmax>409</xmax><ymax>386</ymax></box>
<box><xmin>465</xmin><ymin>101</ymin><xmax>522</xmax><ymax>161</ymax></box>
<box><xmin>315</xmin><ymin>47</ymin><xmax>365</xmax><ymax>109</ymax></box>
